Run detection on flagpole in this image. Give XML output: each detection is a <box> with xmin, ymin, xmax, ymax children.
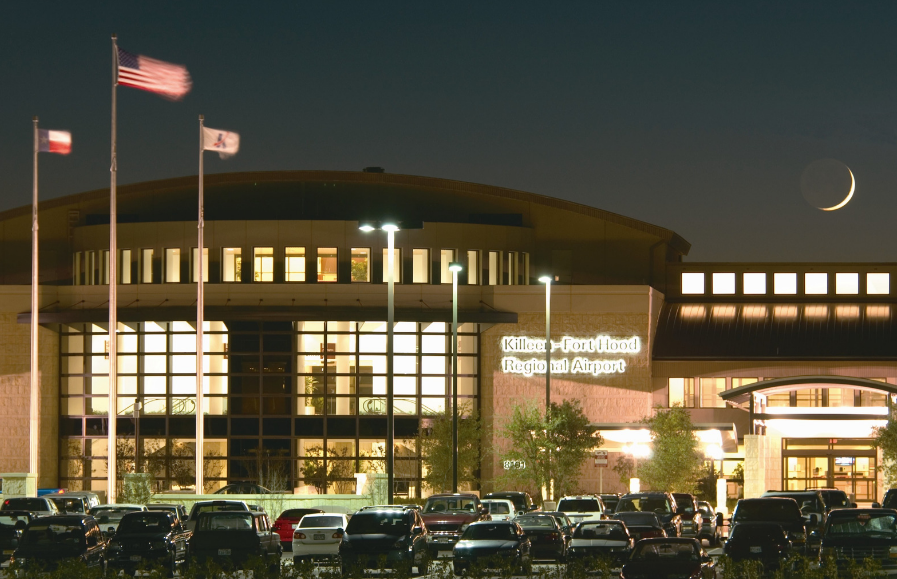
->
<box><xmin>196</xmin><ymin>114</ymin><xmax>205</xmax><ymax>495</ymax></box>
<box><xmin>108</xmin><ymin>33</ymin><xmax>119</xmax><ymax>503</ymax></box>
<box><xmin>30</xmin><ymin>117</ymin><xmax>40</xmax><ymax>485</ymax></box>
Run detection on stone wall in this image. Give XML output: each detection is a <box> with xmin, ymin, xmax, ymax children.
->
<box><xmin>743</xmin><ymin>434</ymin><xmax>782</xmax><ymax>499</ymax></box>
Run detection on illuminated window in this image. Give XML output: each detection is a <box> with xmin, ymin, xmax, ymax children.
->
<box><xmin>467</xmin><ymin>250</ymin><xmax>479</xmax><ymax>285</ymax></box>
<box><xmin>119</xmin><ymin>249</ymin><xmax>131</xmax><ymax>284</ymax></box>
<box><xmin>711</xmin><ymin>305</ymin><xmax>736</xmax><ymax>319</ymax></box>
<box><xmin>351</xmin><ymin>248</ymin><xmax>371</xmax><ymax>282</ymax></box>
<box><xmin>317</xmin><ymin>248</ymin><xmax>338</xmax><ymax>283</ymax></box>
<box><xmin>165</xmin><ymin>249</ymin><xmax>180</xmax><ymax>283</ymax></box>
<box><xmin>867</xmin><ymin>273</ymin><xmax>890</xmax><ymax>295</ymax></box>
<box><xmin>507</xmin><ymin>252</ymin><xmax>518</xmax><ymax>285</ymax></box>
<box><xmin>804</xmin><ymin>305</ymin><xmax>829</xmax><ymax>318</ymax></box>
<box><xmin>712</xmin><ymin>273</ymin><xmax>735</xmax><ymax>294</ymax></box>
<box><xmin>141</xmin><ymin>249</ymin><xmax>154</xmax><ymax>284</ymax></box>
<box><xmin>796</xmin><ymin>388</ymin><xmax>824</xmax><ymax>407</ymax></box>
<box><xmin>522</xmin><ymin>253</ymin><xmax>530</xmax><ymax>285</ymax></box>
<box><xmin>767</xmin><ymin>392</ymin><xmax>790</xmax><ymax>407</ymax></box>
<box><xmin>835</xmin><ymin>305</ymin><xmax>860</xmax><ymax>319</ymax></box>
<box><xmin>101</xmin><ymin>251</ymin><xmax>110</xmax><ymax>285</ymax></box>
<box><xmin>858</xmin><ymin>390</ymin><xmax>887</xmax><ymax>407</ymax></box>
<box><xmin>867</xmin><ymin>305</ymin><xmax>890</xmax><ymax>318</ymax></box>
<box><xmin>805</xmin><ymin>273</ymin><xmax>828</xmax><ymax>295</ymax></box>
<box><xmin>440</xmin><ymin>250</ymin><xmax>455</xmax><ymax>284</ymax></box>
<box><xmin>412</xmin><ymin>249</ymin><xmax>430</xmax><ymax>283</ymax></box>
<box><xmin>681</xmin><ymin>305</ymin><xmax>706</xmax><ymax>319</ymax></box>
<box><xmin>681</xmin><ymin>272</ymin><xmax>705</xmax><ymax>295</ymax></box>
<box><xmin>382</xmin><ymin>248</ymin><xmax>401</xmax><ymax>283</ymax></box>
<box><xmin>73</xmin><ymin>252</ymin><xmax>83</xmax><ymax>285</ymax></box>
<box><xmin>773</xmin><ymin>305</ymin><xmax>798</xmax><ymax>320</ymax></box>
<box><xmin>774</xmin><ymin>273</ymin><xmax>797</xmax><ymax>295</ymax></box>
<box><xmin>285</xmin><ymin>247</ymin><xmax>306</xmax><ymax>282</ymax></box>
<box><xmin>701</xmin><ymin>378</ymin><xmax>726</xmax><ymax>408</ymax></box>
<box><xmin>191</xmin><ymin>248</ymin><xmax>209</xmax><ymax>282</ymax></box>
<box><xmin>222</xmin><ymin>248</ymin><xmax>241</xmax><ymax>282</ymax></box>
<box><xmin>742</xmin><ymin>306</ymin><xmax>768</xmax><ymax>319</ymax></box>
<box><xmin>835</xmin><ymin>273</ymin><xmax>859</xmax><ymax>295</ymax></box>
<box><xmin>253</xmin><ymin>248</ymin><xmax>274</xmax><ymax>282</ymax></box>
<box><xmin>743</xmin><ymin>273</ymin><xmax>766</xmax><ymax>294</ymax></box>
<box><xmin>732</xmin><ymin>378</ymin><xmax>758</xmax><ymax>389</ymax></box>
<box><xmin>488</xmin><ymin>251</ymin><xmax>501</xmax><ymax>286</ymax></box>
<box><xmin>668</xmin><ymin>378</ymin><xmax>696</xmax><ymax>408</ymax></box>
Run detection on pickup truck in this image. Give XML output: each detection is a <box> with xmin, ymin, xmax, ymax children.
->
<box><xmin>420</xmin><ymin>493</ymin><xmax>490</xmax><ymax>557</ymax></box>
<box><xmin>190</xmin><ymin>510</ymin><xmax>282</xmax><ymax>571</ymax></box>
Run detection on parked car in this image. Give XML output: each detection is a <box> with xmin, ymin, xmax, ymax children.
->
<box><xmin>43</xmin><ymin>494</ymin><xmax>89</xmax><ymax>515</ymax></box>
<box><xmin>213</xmin><ymin>482</ymin><xmax>273</xmax><ymax>494</ymax></box>
<box><xmin>146</xmin><ymin>503</ymin><xmax>189</xmax><ymax>526</ymax></box>
<box><xmin>600</xmin><ymin>494</ymin><xmax>621</xmax><ymax>516</ymax></box>
<box><xmin>1</xmin><ymin>497</ymin><xmax>59</xmax><ymax>518</ymax></box>
<box><xmin>611</xmin><ymin>512</ymin><xmax>667</xmax><ymax>541</ymax></box>
<box><xmin>90</xmin><ymin>504</ymin><xmax>147</xmax><ymax>536</ymax></box>
<box><xmin>730</xmin><ymin>497</ymin><xmax>809</xmax><ymax>554</ymax></box>
<box><xmin>190</xmin><ymin>510</ymin><xmax>281</xmax><ymax>570</ymax></box>
<box><xmin>814</xmin><ymin>488</ymin><xmax>855</xmax><ymax>511</ymax></box>
<box><xmin>566</xmin><ymin>519</ymin><xmax>633</xmax><ymax>568</ymax></box>
<box><xmin>820</xmin><ymin>508</ymin><xmax>897</xmax><ymax>571</ymax></box>
<box><xmin>338</xmin><ymin>505</ymin><xmax>430</xmax><ymax>576</ymax></box>
<box><xmin>671</xmin><ymin>493</ymin><xmax>702</xmax><ymax>539</ymax></box>
<box><xmin>877</xmin><ymin>488</ymin><xmax>897</xmax><ymax>510</ymax></box>
<box><xmin>723</xmin><ymin>521</ymin><xmax>791</xmax><ymax>570</ymax></box>
<box><xmin>696</xmin><ymin>501</ymin><xmax>723</xmax><ymax>546</ymax></box>
<box><xmin>0</xmin><ymin>511</ymin><xmax>32</xmax><ymax>563</ymax></box>
<box><xmin>620</xmin><ymin>538</ymin><xmax>716</xmax><ymax>579</ymax></box>
<box><xmin>615</xmin><ymin>492</ymin><xmax>682</xmax><ymax>537</ymax></box>
<box><xmin>482</xmin><ymin>492</ymin><xmax>538</xmax><ymax>515</ymax></box>
<box><xmin>421</xmin><ymin>493</ymin><xmax>489</xmax><ymax>557</ymax></box>
<box><xmin>10</xmin><ymin>514</ymin><xmax>107</xmax><ymax>572</ymax></box>
<box><xmin>761</xmin><ymin>490</ymin><xmax>826</xmax><ymax>548</ymax></box>
<box><xmin>481</xmin><ymin>499</ymin><xmax>516</xmax><ymax>522</ymax></box>
<box><xmin>513</xmin><ymin>513</ymin><xmax>568</xmax><ymax>562</ymax></box>
<box><xmin>556</xmin><ymin>495</ymin><xmax>606</xmax><ymax>525</ymax></box>
<box><xmin>538</xmin><ymin>511</ymin><xmax>577</xmax><ymax>542</ymax></box>
<box><xmin>58</xmin><ymin>491</ymin><xmax>102</xmax><ymax>512</ymax></box>
<box><xmin>273</xmin><ymin>508</ymin><xmax>324</xmax><ymax>551</ymax></box>
<box><xmin>292</xmin><ymin>513</ymin><xmax>348</xmax><ymax>564</ymax></box>
<box><xmin>452</xmin><ymin>520</ymin><xmax>531</xmax><ymax>576</ymax></box>
<box><xmin>105</xmin><ymin>510</ymin><xmax>191</xmax><ymax>576</ymax></box>
<box><xmin>184</xmin><ymin>499</ymin><xmax>250</xmax><ymax>532</ymax></box>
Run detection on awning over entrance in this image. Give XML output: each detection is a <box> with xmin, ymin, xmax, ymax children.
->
<box><xmin>591</xmin><ymin>422</ymin><xmax>739</xmax><ymax>454</ymax></box>
<box><xmin>721</xmin><ymin>375</ymin><xmax>897</xmax><ymax>406</ymax></box>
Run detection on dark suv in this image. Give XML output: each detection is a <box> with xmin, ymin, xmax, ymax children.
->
<box><xmin>615</xmin><ymin>492</ymin><xmax>682</xmax><ymax>537</ymax></box>
<box><xmin>339</xmin><ymin>506</ymin><xmax>430</xmax><ymax>576</ymax></box>
<box><xmin>761</xmin><ymin>490</ymin><xmax>826</xmax><ymax>548</ymax></box>
<box><xmin>671</xmin><ymin>493</ymin><xmax>702</xmax><ymax>538</ymax></box>
<box><xmin>731</xmin><ymin>497</ymin><xmax>809</xmax><ymax>553</ymax></box>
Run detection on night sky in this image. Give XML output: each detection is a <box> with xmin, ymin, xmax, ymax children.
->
<box><xmin>3</xmin><ymin>2</ymin><xmax>897</xmax><ymax>262</ymax></box>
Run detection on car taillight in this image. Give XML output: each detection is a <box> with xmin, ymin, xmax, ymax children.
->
<box><xmin>547</xmin><ymin>532</ymin><xmax>559</xmax><ymax>541</ymax></box>
<box><xmin>333</xmin><ymin>530</ymin><xmax>344</xmax><ymax>539</ymax></box>
<box><xmin>295</xmin><ymin>533</ymin><xmax>306</xmax><ymax>540</ymax></box>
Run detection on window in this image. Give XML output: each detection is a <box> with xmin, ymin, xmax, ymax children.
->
<box><xmin>835</xmin><ymin>273</ymin><xmax>858</xmax><ymax>295</ymax></box>
<box><xmin>507</xmin><ymin>252</ymin><xmax>518</xmax><ymax>285</ymax></box>
<box><xmin>701</xmin><ymin>378</ymin><xmax>726</xmax><ymax>408</ymax></box>
<box><xmin>731</xmin><ymin>378</ymin><xmax>758</xmax><ymax>389</ymax></box>
<box><xmin>867</xmin><ymin>305</ymin><xmax>890</xmax><ymax>318</ymax></box>
<box><xmin>165</xmin><ymin>249</ymin><xmax>180</xmax><ymax>283</ymax></box>
<box><xmin>805</xmin><ymin>272</ymin><xmax>827</xmax><ymax>294</ymax></box>
<box><xmin>191</xmin><ymin>248</ymin><xmax>209</xmax><ymax>283</ymax></box>
<box><xmin>712</xmin><ymin>273</ymin><xmax>735</xmax><ymax>294</ymax></box>
<box><xmin>774</xmin><ymin>272</ymin><xmax>797</xmax><ymax>294</ymax></box>
<box><xmin>742</xmin><ymin>306</ymin><xmax>767</xmax><ymax>319</ymax></box>
<box><xmin>467</xmin><ymin>250</ymin><xmax>479</xmax><ymax>285</ymax></box>
<box><xmin>382</xmin><ymin>248</ymin><xmax>401</xmax><ymax>283</ymax></box>
<box><xmin>522</xmin><ymin>253</ymin><xmax>530</xmax><ymax>285</ymax></box>
<box><xmin>868</xmin><ymin>273</ymin><xmax>890</xmax><ymax>295</ymax></box>
<box><xmin>141</xmin><ymin>249</ymin><xmax>154</xmax><ymax>284</ymax></box>
<box><xmin>412</xmin><ymin>249</ymin><xmax>430</xmax><ymax>283</ymax></box>
<box><xmin>440</xmin><ymin>250</ymin><xmax>455</xmax><ymax>284</ymax></box>
<box><xmin>285</xmin><ymin>247</ymin><xmax>306</xmax><ymax>282</ymax></box>
<box><xmin>668</xmin><ymin>378</ymin><xmax>696</xmax><ymax>408</ymax></box>
<box><xmin>73</xmin><ymin>252</ymin><xmax>82</xmax><ymax>285</ymax></box>
<box><xmin>222</xmin><ymin>248</ymin><xmax>241</xmax><ymax>282</ymax></box>
<box><xmin>488</xmin><ymin>251</ymin><xmax>500</xmax><ymax>286</ymax></box>
<box><xmin>743</xmin><ymin>272</ymin><xmax>765</xmax><ymax>294</ymax></box>
<box><xmin>317</xmin><ymin>248</ymin><xmax>338</xmax><ymax>282</ymax></box>
<box><xmin>351</xmin><ymin>248</ymin><xmax>370</xmax><ymax>282</ymax></box>
<box><xmin>120</xmin><ymin>249</ymin><xmax>132</xmax><ymax>284</ymax></box>
<box><xmin>681</xmin><ymin>273</ymin><xmax>704</xmax><ymax>294</ymax></box>
<box><xmin>101</xmin><ymin>251</ymin><xmax>110</xmax><ymax>285</ymax></box>
<box><xmin>254</xmin><ymin>247</ymin><xmax>274</xmax><ymax>282</ymax></box>
<box><xmin>86</xmin><ymin>251</ymin><xmax>96</xmax><ymax>285</ymax></box>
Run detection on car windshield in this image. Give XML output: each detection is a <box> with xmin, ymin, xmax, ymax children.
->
<box><xmin>558</xmin><ymin>499</ymin><xmax>601</xmax><ymax>513</ymax></box>
<box><xmin>281</xmin><ymin>509</ymin><xmax>322</xmax><ymax>519</ymax></box>
<box><xmin>765</xmin><ymin>494</ymin><xmax>823</xmax><ymax>514</ymax></box>
<box><xmin>22</xmin><ymin>523</ymin><xmax>84</xmax><ymax>547</ymax></box>
<box><xmin>632</xmin><ymin>541</ymin><xmax>699</xmax><ymax>561</ymax></box>
<box><xmin>734</xmin><ymin>501</ymin><xmax>800</xmax><ymax>522</ymax></box>
<box><xmin>486</xmin><ymin>503</ymin><xmax>511</xmax><ymax>515</ymax></box>
<box><xmin>574</xmin><ymin>522</ymin><xmax>627</xmax><ymax>541</ymax></box>
<box><xmin>0</xmin><ymin>514</ymin><xmax>30</xmax><ymax>528</ymax></box>
<box><xmin>49</xmin><ymin>498</ymin><xmax>84</xmax><ymax>513</ymax></box>
<box><xmin>614</xmin><ymin>512</ymin><xmax>660</xmax><ymax>527</ymax></box>
<box><xmin>673</xmin><ymin>496</ymin><xmax>695</xmax><ymax>513</ymax></box>
<box><xmin>827</xmin><ymin>514</ymin><xmax>897</xmax><ymax>537</ymax></box>
<box><xmin>515</xmin><ymin>516</ymin><xmax>556</xmax><ymax>528</ymax></box>
<box><xmin>486</xmin><ymin>495</ymin><xmax>527</xmax><ymax>512</ymax></box>
<box><xmin>299</xmin><ymin>516</ymin><xmax>344</xmax><ymax>528</ymax></box>
<box><xmin>94</xmin><ymin>510</ymin><xmax>129</xmax><ymax>523</ymax></box>
<box><xmin>2</xmin><ymin>499</ymin><xmax>48</xmax><ymax>511</ymax></box>
<box><xmin>117</xmin><ymin>514</ymin><xmax>170</xmax><ymax>534</ymax></box>
<box><xmin>820</xmin><ymin>491</ymin><xmax>851</xmax><ymax>508</ymax></box>
<box><xmin>423</xmin><ymin>497</ymin><xmax>478</xmax><ymax>513</ymax></box>
<box><xmin>602</xmin><ymin>497</ymin><xmax>620</xmax><ymax>509</ymax></box>
<box><xmin>616</xmin><ymin>496</ymin><xmax>671</xmax><ymax>515</ymax></box>
<box><xmin>462</xmin><ymin>524</ymin><xmax>517</xmax><ymax>540</ymax></box>
<box><xmin>193</xmin><ymin>503</ymin><xmax>248</xmax><ymax>517</ymax></box>
<box><xmin>345</xmin><ymin>513</ymin><xmax>410</xmax><ymax>536</ymax></box>
<box><xmin>198</xmin><ymin>513</ymin><xmax>253</xmax><ymax>531</ymax></box>
<box><xmin>698</xmin><ymin>505</ymin><xmax>714</xmax><ymax>517</ymax></box>
<box><xmin>730</xmin><ymin>524</ymin><xmax>785</xmax><ymax>541</ymax></box>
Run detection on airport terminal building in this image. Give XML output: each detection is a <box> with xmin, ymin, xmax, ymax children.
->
<box><xmin>0</xmin><ymin>170</ymin><xmax>893</xmax><ymax>502</ymax></box>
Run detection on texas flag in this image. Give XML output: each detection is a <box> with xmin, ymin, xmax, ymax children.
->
<box><xmin>38</xmin><ymin>130</ymin><xmax>72</xmax><ymax>155</ymax></box>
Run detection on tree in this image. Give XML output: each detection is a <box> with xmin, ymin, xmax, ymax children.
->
<box><xmin>638</xmin><ymin>405</ymin><xmax>703</xmax><ymax>493</ymax></box>
<box><xmin>872</xmin><ymin>420</ymin><xmax>897</xmax><ymax>488</ymax></box>
<box><xmin>419</xmin><ymin>402</ymin><xmax>483</xmax><ymax>492</ymax></box>
<box><xmin>497</xmin><ymin>400</ymin><xmax>601</xmax><ymax>500</ymax></box>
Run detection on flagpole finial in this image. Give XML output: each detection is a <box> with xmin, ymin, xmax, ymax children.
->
<box><xmin>33</xmin><ymin>116</ymin><xmax>38</xmax><ymax>122</ymax></box>
<box><xmin>199</xmin><ymin>114</ymin><xmax>204</xmax><ymax>121</ymax></box>
<box><xmin>112</xmin><ymin>33</ymin><xmax>117</xmax><ymax>39</ymax></box>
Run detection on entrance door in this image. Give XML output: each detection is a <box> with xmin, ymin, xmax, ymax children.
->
<box><xmin>782</xmin><ymin>439</ymin><xmax>877</xmax><ymax>501</ymax></box>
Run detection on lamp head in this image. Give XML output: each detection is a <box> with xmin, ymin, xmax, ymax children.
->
<box><xmin>538</xmin><ymin>275</ymin><xmax>553</xmax><ymax>284</ymax></box>
<box><xmin>448</xmin><ymin>262</ymin><xmax>463</xmax><ymax>273</ymax></box>
<box><xmin>381</xmin><ymin>223</ymin><xmax>399</xmax><ymax>233</ymax></box>
<box><xmin>358</xmin><ymin>223</ymin><xmax>376</xmax><ymax>232</ymax></box>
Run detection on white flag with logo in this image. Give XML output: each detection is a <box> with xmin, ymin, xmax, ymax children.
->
<box><xmin>202</xmin><ymin>127</ymin><xmax>240</xmax><ymax>159</ymax></box>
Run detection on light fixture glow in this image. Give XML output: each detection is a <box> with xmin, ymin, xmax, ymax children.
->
<box><xmin>448</xmin><ymin>262</ymin><xmax>463</xmax><ymax>272</ymax></box>
<box><xmin>358</xmin><ymin>224</ymin><xmax>375</xmax><ymax>232</ymax></box>
<box><xmin>538</xmin><ymin>275</ymin><xmax>553</xmax><ymax>284</ymax></box>
<box><xmin>381</xmin><ymin>223</ymin><xmax>399</xmax><ymax>232</ymax></box>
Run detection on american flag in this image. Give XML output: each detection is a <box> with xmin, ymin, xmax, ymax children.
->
<box><xmin>116</xmin><ymin>47</ymin><xmax>192</xmax><ymax>101</ymax></box>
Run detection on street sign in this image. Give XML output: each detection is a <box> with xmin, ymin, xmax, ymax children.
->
<box><xmin>594</xmin><ymin>450</ymin><xmax>608</xmax><ymax>467</ymax></box>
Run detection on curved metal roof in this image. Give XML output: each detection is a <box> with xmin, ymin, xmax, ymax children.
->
<box><xmin>720</xmin><ymin>375</ymin><xmax>897</xmax><ymax>405</ymax></box>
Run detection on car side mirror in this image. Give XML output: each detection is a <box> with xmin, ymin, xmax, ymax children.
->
<box><xmin>873</xmin><ymin>502</ymin><xmax>882</xmax><ymax>509</ymax></box>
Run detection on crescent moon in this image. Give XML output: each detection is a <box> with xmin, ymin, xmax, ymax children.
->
<box><xmin>821</xmin><ymin>168</ymin><xmax>855</xmax><ymax>211</ymax></box>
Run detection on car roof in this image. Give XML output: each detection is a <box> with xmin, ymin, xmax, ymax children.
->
<box><xmin>469</xmin><ymin>519</ymin><xmax>517</xmax><ymax>525</ymax></box>
<box><xmin>740</xmin><ymin>497</ymin><xmax>799</xmax><ymax>503</ymax></box>
<box><xmin>635</xmin><ymin>537</ymin><xmax>700</xmax><ymax>544</ymax></box>
<box><xmin>427</xmin><ymin>493</ymin><xmax>478</xmax><ymax>498</ymax></box>
<box><xmin>827</xmin><ymin>508</ymin><xmax>897</xmax><ymax>518</ymax></box>
<box><xmin>30</xmin><ymin>515</ymin><xmax>91</xmax><ymax>523</ymax></box>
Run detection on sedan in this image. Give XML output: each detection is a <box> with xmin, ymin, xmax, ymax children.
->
<box><xmin>452</xmin><ymin>521</ymin><xmax>531</xmax><ymax>576</ymax></box>
<box><xmin>105</xmin><ymin>511</ymin><xmax>191</xmax><ymax>576</ymax></box>
<box><xmin>292</xmin><ymin>513</ymin><xmax>348</xmax><ymax>564</ymax></box>
<box><xmin>566</xmin><ymin>520</ymin><xmax>633</xmax><ymax>568</ymax></box>
<box><xmin>620</xmin><ymin>538</ymin><xmax>716</xmax><ymax>579</ymax></box>
<box><xmin>273</xmin><ymin>508</ymin><xmax>324</xmax><ymax>551</ymax></box>
<box><xmin>513</xmin><ymin>514</ymin><xmax>568</xmax><ymax>562</ymax></box>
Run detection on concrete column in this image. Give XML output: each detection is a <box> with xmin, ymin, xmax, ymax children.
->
<box><xmin>0</xmin><ymin>473</ymin><xmax>38</xmax><ymax>498</ymax></box>
<box><xmin>744</xmin><ymin>434</ymin><xmax>782</xmax><ymax>499</ymax></box>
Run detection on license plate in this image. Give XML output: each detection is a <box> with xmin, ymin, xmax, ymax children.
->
<box><xmin>314</xmin><ymin>534</ymin><xmax>325</xmax><ymax>541</ymax></box>
<box><xmin>750</xmin><ymin>546</ymin><xmax>762</xmax><ymax>553</ymax></box>
<box><xmin>3</xmin><ymin>550</ymin><xmax>13</xmax><ymax>555</ymax></box>
<box><xmin>218</xmin><ymin>549</ymin><xmax>231</xmax><ymax>556</ymax></box>
<box><xmin>130</xmin><ymin>555</ymin><xmax>142</xmax><ymax>562</ymax></box>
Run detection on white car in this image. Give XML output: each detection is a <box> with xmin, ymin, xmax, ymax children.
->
<box><xmin>292</xmin><ymin>513</ymin><xmax>349</xmax><ymax>563</ymax></box>
<box><xmin>556</xmin><ymin>495</ymin><xmax>605</xmax><ymax>525</ymax></box>
<box><xmin>89</xmin><ymin>504</ymin><xmax>146</xmax><ymax>535</ymax></box>
<box><xmin>1</xmin><ymin>497</ymin><xmax>59</xmax><ymax>518</ymax></box>
<box><xmin>481</xmin><ymin>499</ymin><xmax>516</xmax><ymax>521</ymax></box>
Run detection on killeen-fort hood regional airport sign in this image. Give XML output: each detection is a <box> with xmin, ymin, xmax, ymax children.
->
<box><xmin>500</xmin><ymin>335</ymin><xmax>640</xmax><ymax>377</ymax></box>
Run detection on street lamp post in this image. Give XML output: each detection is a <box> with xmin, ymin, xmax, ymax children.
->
<box><xmin>449</xmin><ymin>261</ymin><xmax>463</xmax><ymax>493</ymax></box>
<box><xmin>537</xmin><ymin>275</ymin><xmax>553</xmax><ymax>500</ymax></box>
<box><xmin>360</xmin><ymin>222</ymin><xmax>399</xmax><ymax>503</ymax></box>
